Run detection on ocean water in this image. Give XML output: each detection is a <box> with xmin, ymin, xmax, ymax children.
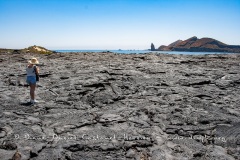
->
<box><xmin>54</xmin><ymin>50</ymin><xmax>234</xmax><ymax>55</ymax></box>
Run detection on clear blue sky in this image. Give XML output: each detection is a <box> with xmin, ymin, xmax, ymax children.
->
<box><xmin>0</xmin><ymin>0</ymin><xmax>240</xmax><ymax>50</ymax></box>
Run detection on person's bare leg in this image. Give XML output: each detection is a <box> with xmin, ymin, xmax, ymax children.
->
<box><xmin>30</xmin><ymin>84</ymin><xmax>36</xmax><ymax>100</ymax></box>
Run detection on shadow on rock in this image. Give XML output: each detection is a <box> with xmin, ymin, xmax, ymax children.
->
<box><xmin>19</xmin><ymin>101</ymin><xmax>33</xmax><ymax>106</ymax></box>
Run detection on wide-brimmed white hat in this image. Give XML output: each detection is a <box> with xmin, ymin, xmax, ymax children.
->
<box><xmin>28</xmin><ymin>57</ymin><xmax>39</xmax><ymax>64</ymax></box>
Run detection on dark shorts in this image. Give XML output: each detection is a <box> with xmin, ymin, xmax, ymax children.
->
<box><xmin>26</xmin><ymin>76</ymin><xmax>36</xmax><ymax>85</ymax></box>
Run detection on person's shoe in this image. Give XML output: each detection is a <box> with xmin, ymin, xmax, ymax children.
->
<box><xmin>33</xmin><ymin>99</ymin><xmax>39</xmax><ymax>103</ymax></box>
<box><xmin>30</xmin><ymin>99</ymin><xmax>39</xmax><ymax>104</ymax></box>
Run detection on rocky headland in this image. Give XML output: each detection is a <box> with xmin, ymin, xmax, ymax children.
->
<box><xmin>0</xmin><ymin>51</ymin><xmax>239</xmax><ymax>159</ymax></box>
<box><xmin>153</xmin><ymin>36</ymin><xmax>240</xmax><ymax>53</ymax></box>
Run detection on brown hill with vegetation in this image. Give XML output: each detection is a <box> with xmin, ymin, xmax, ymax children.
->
<box><xmin>0</xmin><ymin>45</ymin><xmax>53</xmax><ymax>54</ymax></box>
<box><xmin>157</xmin><ymin>36</ymin><xmax>240</xmax><ymax>53</ymax></box>
<box><xmin>23</xmin><ymin>45</ymin><xmax>53</xmax><ymax>54</ymax></box>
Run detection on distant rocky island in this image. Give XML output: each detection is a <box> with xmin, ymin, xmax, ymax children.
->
<box><xmin>151</xmin><ymin>36</ymin><xmax>240</xmax><ymax>53</ymax></box>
